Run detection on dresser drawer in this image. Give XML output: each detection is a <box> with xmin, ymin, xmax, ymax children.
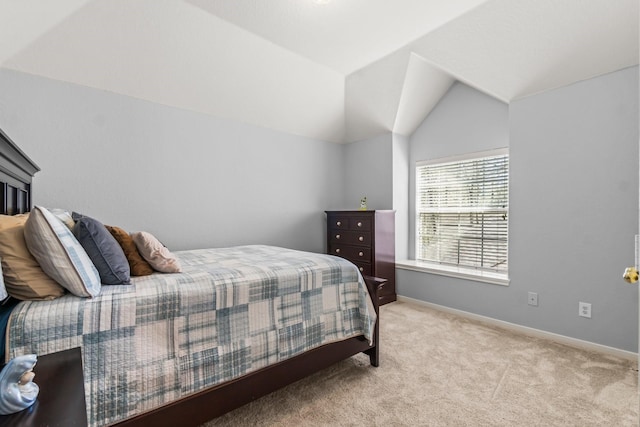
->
<box><xmin>328</xmin><ymin>230</ymin><xmax>371</xmax><ymax>246</ymax></box>
<box><xmin>328</xmin><ymin>216</ymin><xmax>350</xmax><ymax>230</ymax></box>
<box><xmin>328</xmin><ymin>216</ymin><xmax>372</xmax><ymax>231</ymax></box>
<box><xmin>349</xmin><ymin>217</ymin><xmax>371</xmax><ymax>231</ymax></box>
<box><xmin>328</xmin><ymin>245</ymin><xmax>371</xmax><ymax>263</ymax></box>
<box><xmin>351</xmin><ymin>261</ymin><xmax>372</xmax><ymax>276</ymax></box>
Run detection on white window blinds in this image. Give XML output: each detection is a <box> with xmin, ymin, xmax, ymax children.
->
<box><xmin>416</xmin><ymin>150</ymin><xmax>509</xmax><ymax>273</ymax></box>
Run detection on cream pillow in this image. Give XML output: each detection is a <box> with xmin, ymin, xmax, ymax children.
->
<box><xmin>24</xmin><ymin>206</ymin><xmax>101</xmax><ymax>298</ymax></box>
<box><xmin>131</xmin><ymin>231</ymin><xmax>182</xmax><ymax>273</ymax></box>
<box><xmin>0</xmin><ymin>214</ymin><xmax>65</xmax><ymax>300</ymax></box>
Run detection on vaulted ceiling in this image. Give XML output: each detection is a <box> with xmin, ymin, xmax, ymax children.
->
<box><xmin>1</xmin><ymin>0</ymin><xmax>638</xmax><ymax>143</ymax></box>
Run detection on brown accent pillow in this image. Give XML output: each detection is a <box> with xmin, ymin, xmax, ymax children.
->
<box><xmin>105</xmin><ymin>225</ymin><xmax>154</xmax><ymax>276</ymax></box>
<box><xmin>0</xmin><ymin>214</ymin><xmax>66</xmax><ymax>300</ymax></box>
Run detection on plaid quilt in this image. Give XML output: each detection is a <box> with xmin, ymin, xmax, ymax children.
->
<box><xmin>6</xmin><ymin>245</ymin><xmax>376</xmax><ymax>426</ymax></box>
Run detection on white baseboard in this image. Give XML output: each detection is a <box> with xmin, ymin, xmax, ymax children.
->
<box><xmin>396</xmin><ymin>295</ymin><xmax>638</xmax><ymax>362</ymax></box>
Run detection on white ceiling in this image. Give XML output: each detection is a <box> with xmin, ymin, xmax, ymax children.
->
<box><xmin>186</xmin><ymin>0</ymin><xmax>486</xmax><ymax>75</ymax></box>
<box><xmin>1</xmin><ymin>0</ymin><xmax>638</xmax><ymax>143</ymax></box>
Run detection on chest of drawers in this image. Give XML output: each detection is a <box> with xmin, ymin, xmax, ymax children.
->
<box><xmin>325</xmin><ymin>210</ymin><xmax>396</xmax><ymax>305</ymax></box>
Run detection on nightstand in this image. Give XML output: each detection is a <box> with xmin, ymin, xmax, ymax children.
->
<box><xmin>0</xmin><ymin>347</ymin><xmax>87</xmax><ymax>427</ymax></box>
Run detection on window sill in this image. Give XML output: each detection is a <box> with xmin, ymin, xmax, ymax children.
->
<box><xmin>396</xmin><ymin>260</ymin><xmax>509</xmax><ymax>286</ymax></box>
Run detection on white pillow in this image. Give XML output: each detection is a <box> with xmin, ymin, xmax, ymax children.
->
<box><xmin>48</xmin><ymin>208</ymin><xmax>75</xmax><ymax>230</ymax></box>
<box><xmin>0</xmin><ymin>259</ymin><xmax>8</xmax><ymax>301</ymax></box>
<box><xmin>24</xmin><ymin>206</ymin><xmax>101</xmax><ymax>298</ymax></box>
<box><xmin>131</xmin><ymin>231</ymin><xmax>182</xmax><ymax>273</ymax></box>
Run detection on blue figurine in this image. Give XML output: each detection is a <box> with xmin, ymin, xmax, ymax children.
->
<box><xmin>0</xmin><ymin>354</ymin><xmax>39</xmax><ymax>415</ymax></box>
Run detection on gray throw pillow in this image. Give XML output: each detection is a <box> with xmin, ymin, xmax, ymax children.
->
<box><xmin>73</xmin><ymin>215</ymin><xmax>131</xmax><ymax>285</ymax></box>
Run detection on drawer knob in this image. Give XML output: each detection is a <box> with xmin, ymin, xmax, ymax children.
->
<box><xmin>336</xmin><ymin>221</ymin><xmax>342</xmax><ymax>226</ymax></box>
<box><xmin>335</xmin><ymin>248</ymin><xmax>341</xmax><ymax>254</ymax></box>
<box><xmin>357</xmin><ymin>222</ymin><xmax>362</xmax><ymax>227</ymax></box>
<box><xmin>359</xmin><ymin>267</ymin><xmax>364</xmax><ymax>272</ymax></box>
<box><xmin>358</xmin><ymin>236</ymin><xmax>364</xmax><ymax>242</ymax></box>
<box><xmin>358</xmin><ymin>251</ymin><xmax>363</xmax><ymax>257</ymax></box>
<box><xmin>336</xmin><ymin>234</ymin><xmax>341</xmax><ymax>239</ymax></box>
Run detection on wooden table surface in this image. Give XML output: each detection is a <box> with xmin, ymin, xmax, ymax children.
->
<box><xmin>0</xmin><ymin>347</ymin><xmax>87</xmax><ymax>427</ymax></box>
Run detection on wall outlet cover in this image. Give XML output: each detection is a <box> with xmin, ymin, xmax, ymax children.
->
<box><xmin>579</xmin><ymin>302</ymin><xmax>592</xmax><ymax>318</ymax></box>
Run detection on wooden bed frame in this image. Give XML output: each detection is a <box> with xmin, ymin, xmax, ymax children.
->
<box><xmin>0</xmin><ymin>128</ymin><xmax>39</xmax><ymax>216</ymax></box>
<box><xmin>0</xmin><ymin>127</ymin><xmax>380</xmax><ymax>427</ymax></box>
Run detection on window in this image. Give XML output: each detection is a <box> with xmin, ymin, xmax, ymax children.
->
<box><xmin>416</xmin><ymin>149</ymin><xmax>509</xmax><ymax>273</ymax></box>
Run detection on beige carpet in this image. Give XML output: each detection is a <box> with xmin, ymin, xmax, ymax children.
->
<box><xmin>203</xmin><ymin>301</ymin><xmax>638</xmax><ymax>426</ymax></box>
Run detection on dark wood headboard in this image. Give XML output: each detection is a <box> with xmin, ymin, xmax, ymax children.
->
<box><xmin>0</xmin><ymin>128</ymin><xmax>40</xmax><ymax>215</ymax></box>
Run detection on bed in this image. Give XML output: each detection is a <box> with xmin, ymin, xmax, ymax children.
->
<box><xmin>0</xmin><ymin>128</ymin><xmax>380</xmax><ymax>427</ymax></box>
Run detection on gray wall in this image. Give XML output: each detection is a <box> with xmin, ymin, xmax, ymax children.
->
<box><xmin>509</xmin><ymin>66</ymin><xmax>638</xmax><ymax>351</ymax></box>
<box><xmin>0</xmin><ymin>69</ymin><xmax>344</xmax><ymax>252</ymax></box>
<box><xmin>341</xmin><ymin>132</ymin><xmax>409</xmax><ymax>259</ymax></box>
<box><xmin>398</xmin><ymin>68</ymin><xmax>639</xmax><ymax>352</ymax></box>
<box><xmin>342</xmin><ymin>133</ymin><xmax>393</xmax><ymax>210</ymax></box>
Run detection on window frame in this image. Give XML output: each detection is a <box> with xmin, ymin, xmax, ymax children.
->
<box><xmin>414</xmin><ymin>148</ymin><xmax>509</xmax><ymax>281</ymax></box>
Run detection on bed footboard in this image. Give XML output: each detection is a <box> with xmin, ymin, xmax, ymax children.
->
<box><xmin>363</xmin><ymin>275</ymin><xmax>384</xmax><ymax>367</ymax></box>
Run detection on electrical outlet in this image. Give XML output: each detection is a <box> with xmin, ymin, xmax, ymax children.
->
<box><xmin>579</xmin><ymin>302</ymin><xmax>591</xmax><ymax>318</ymax></box>
<box><xmin>527</xmin><ymin>292</ymin><xmax>538</xmax><ymax>306</ymax></box>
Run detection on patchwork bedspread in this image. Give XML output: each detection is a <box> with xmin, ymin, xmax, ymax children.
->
<box><xmin>6</xmin><ymin>245</ymin><xmax>376</xmax><ymax>426</ymax></box>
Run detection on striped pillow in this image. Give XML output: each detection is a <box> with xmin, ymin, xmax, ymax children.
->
<box><xmin>24</xmin><ymin>206</ymin><xmax>101</xmax><ymax>298</ymax></box>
